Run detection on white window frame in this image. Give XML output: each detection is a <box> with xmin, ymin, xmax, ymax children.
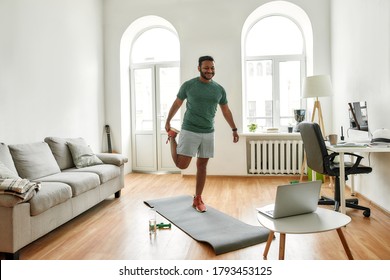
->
<box><xmin>244</xmin><ymin>53</ymin><xmax>306</xmax><ymax>129</ymax></box>
<box><xmin>241</xmin><ymin>1</ymin><xmax>314</xmax><ymax>133</ymax></box>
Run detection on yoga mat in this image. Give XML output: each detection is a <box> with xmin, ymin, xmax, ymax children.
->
<box><xmin>144</xmin><ymin>195</ymin><xmax>269</xmax><ymax>255</ymax></box>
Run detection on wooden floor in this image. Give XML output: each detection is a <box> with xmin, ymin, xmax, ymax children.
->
<box><xmin>3</xmin><ymin>173</ymin><xmax>390</xmax><ymax>260</ymax></box>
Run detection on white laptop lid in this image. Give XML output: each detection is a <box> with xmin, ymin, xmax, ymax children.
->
<box><xmin>257</xmin><ymin>180</ymin><xmax>322</xmax><ymax>219</ymax></box>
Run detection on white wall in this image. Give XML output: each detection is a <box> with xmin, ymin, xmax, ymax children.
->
<box><xmin>2</xmin><ymin>0</ymin><xmax>388</xmax><ymax>211</ymax></box>
<box><xmin>103</xmin><ymin>0</ymin><xmax>332</xmax><ymax>175</ymax></box>
<box><xmin>331</xmin><ymin>0</ymin><xmax>390</xmax><ymax>211</ymax></box>
<box><xmin>0</xmin><ymin>0</ymin><xmax>105</xmax><ymax>151</ymax></box>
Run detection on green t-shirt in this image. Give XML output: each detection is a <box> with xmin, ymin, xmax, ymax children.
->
<box><xmin>177</xmin><ymin>77</ymin><xmax>228</xmax><ymax>133</ymax></box>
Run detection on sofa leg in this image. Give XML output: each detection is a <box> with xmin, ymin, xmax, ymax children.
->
<box><xmin>115</xmin><ymin>190</ymin><xmax>121</xmax><ymax>198</ymax></box>
<box><xmin>4</xmin><ymin>251</ymin><xmax>20</xmax><ymax>260</ymax></box>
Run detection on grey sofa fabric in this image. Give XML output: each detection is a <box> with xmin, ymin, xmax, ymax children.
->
<box><xmin>0</xmin><ymin>143</ymin><xmax>19</xmax><ymax>174</ymax></box>
<box><xmin>96</xmin><ymin>153</ymin><xmax>128</xmax><ymax>166</ymax></box>
<box><xmin>63</xmin><ymin>164</ymin><xmax>120</xmax><ymax>184</ymax></box>
<box><xmin>9</xmin><ymin>142</ymin><xmax>61</xmax><ymax>180</ymax></box>
<box><xmin>67</xmin><ymin>141</ymin><xmax>103</xmax><ymax>168</ymax></box>
<box><xmin>37</xmin><ymin>171</ymin><xmax>100</xmax><ymax>197</ymax></box>
<box><xmin>0</xmin><ymin>161</ymin><xmax>19</xmax><ymax>179</ymax></box>
<box><xmin>29</xmin><ymin>182</ymin><xmax>72</xmax><ymax>216</ymax></box>
<box><xmin>0</xmin><ymin>137</ymin><xmax>128</xmax><ymax>259</ymax></box>
<box><xmin>44</xmin><ymin>137</ymin><xmax>86</xmax><ymax>170</ymax></box>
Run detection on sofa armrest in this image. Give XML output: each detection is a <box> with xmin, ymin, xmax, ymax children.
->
<box><xmin>95</xmin><ymin>153</ymin><xmax>128</xmax><ymax>166</ymax></box>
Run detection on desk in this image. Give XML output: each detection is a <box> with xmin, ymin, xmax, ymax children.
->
<box><xmin>257</xmin><ymin>208</ymin><xmax>353</xmax><ymax>260</ymax></box>
<box><xmin>326</xmin><ymin>144</ymin><xmax>390</xmax><ymax>214</ymax></box>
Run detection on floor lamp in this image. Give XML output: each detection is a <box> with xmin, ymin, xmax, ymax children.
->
<box><xmin>302</xmin><ymin>75</ymin><xmax>333</xmax><ymax>137</ymax></box>
<box><xmin>300</xmin><ymin>75</ymin><xmax>333</xmax><ymax>181</ymax></box>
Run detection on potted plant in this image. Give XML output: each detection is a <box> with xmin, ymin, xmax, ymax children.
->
<box><xmin>248</xmin><ymin>123</ymin><xmax>258</xmax><ymax>133</ymax></box>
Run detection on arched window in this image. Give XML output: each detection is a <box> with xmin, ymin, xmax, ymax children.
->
<box><xmin>246</xmin><ymin>16</ymin><xmax>303</xmax><ymax>56</ymax></box>
<box><xmin>131</xmin><ymin>28</ymin><xmax>180</xmax><ymax>63</ymax></box>
<box><xmin>130</xmin><ymin>27</ymin><xmax>180</xmax><ymax>131</ymax></box>
<box><xmin>242</xmin><ymin>2</ymin><xmax>313</xmax><ymax>132</ymax></box>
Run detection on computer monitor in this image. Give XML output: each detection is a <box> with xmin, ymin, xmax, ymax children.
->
<box><xmin>348</xmin><ymin>101</ymin><xmax>368</xmax><ymax>132</ymax></box>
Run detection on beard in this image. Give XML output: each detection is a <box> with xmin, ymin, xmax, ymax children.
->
<box><xmin>200</xmin><ymin>70</ymin><xmax>214</xmax><ymax>81</ymax></box>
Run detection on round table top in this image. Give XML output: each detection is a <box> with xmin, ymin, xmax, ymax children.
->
<box><xmin>257</xmin><ymin>207</ymin><xmax>351</xmax><ymax>234</ymax></box>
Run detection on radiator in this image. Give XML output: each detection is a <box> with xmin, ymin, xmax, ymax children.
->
<box><xmin>249</xmin><ymin>140</ymin><xmax>304</xmax><ymax>175</ymax></box>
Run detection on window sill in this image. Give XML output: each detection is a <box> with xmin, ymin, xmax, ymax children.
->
<box><xmin>240</xmin><ymin>132</ymin><xmax>302</xmax><ymax>139</ymax></box>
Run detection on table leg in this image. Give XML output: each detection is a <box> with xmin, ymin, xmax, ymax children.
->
<box><xmin>263</xmin><ymin>231</ymin><xmax>274</xmax><ymax>259</ymax></box>
<box><xmin>336</xmin><ymin>228</ymin><xmax>354</xmax><ymax>260</ymax></box>
<box><xmin>339</xmin><ymin>152</ymin><xmax>346</xmax><ymax>214</ymax></box>
<box><xmin>279</xmin><ymin>233</ymin><xmax>286</xmax><ymax>260</ymax></box>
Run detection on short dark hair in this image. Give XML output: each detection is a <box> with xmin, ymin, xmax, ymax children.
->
<box><xmin>198</xmin><ymin>55</ymin><xmax>214</xmax><ymax>67</ymax></box>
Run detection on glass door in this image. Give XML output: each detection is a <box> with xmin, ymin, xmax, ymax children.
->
<box><xmin>131</xmin><ymin>64</ymin><xmax>180</xmax><ymax>172</ymax></box>
<box><xmin>157</xmin><ymin>65</ymin><xmax>180</xmax><ymax>171</ymax></box>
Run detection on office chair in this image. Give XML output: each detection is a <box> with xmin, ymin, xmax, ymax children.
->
<box><xmin>299</xmin><ymin>122</ymin><xmax>371</xmax><ymax>217</ymax></box>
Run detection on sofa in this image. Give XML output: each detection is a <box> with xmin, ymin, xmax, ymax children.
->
<box><xmin>0</xmin><ymin>137</ymin><xmax>128</xmax><ymax>260</ymax></box>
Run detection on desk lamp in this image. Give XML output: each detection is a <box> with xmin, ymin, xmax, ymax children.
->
<box><xmin>302</xmin><ymin>75</ymin><xmax>333</xmax><ymax>137</ymax></box>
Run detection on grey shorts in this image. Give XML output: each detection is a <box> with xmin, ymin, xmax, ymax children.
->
<box><xmin>177</xmin><ymin>129</ymin><xmax>214</xmax><ymax>158</ymax></box>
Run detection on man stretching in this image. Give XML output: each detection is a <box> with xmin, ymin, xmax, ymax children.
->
<box><xmin>165</xmin><ymin>55</ymin><xmax>239</xmax><ymax>212</ymax></box>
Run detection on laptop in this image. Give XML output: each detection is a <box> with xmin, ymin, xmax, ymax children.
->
<box><xmin>256</xmin><ymin>180</ymin><xmax>322</xmax><ymax>219</ymax></box>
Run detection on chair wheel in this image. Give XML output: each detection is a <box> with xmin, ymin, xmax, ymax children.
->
<box><xmin>363</xmin><ymin>210</ymin><xmax>370</xmax><ymax>217</ymax></box>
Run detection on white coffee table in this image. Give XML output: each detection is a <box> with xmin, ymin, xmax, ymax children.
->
<box><xmin>257</xmin><ymin>207</ymin><xmax>353</xmax><ymax>260</ymax></box>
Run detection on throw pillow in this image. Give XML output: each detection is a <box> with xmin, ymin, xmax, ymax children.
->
<box><xmin>0</xmin><ymin>161</ymin><xmax>19</xmax><ymax>179</ymax></box>
<box><xmin>44</xmin><ymin>137</ymin><xmax>87</xmax><ymax>170</ymax></box>
<box><xmin>0</xmin><ymin>143</ymin><xmax>19</xmax><ymax>174</ymax></box>
<box><xmin>67</xmin><ymin>142</ymin><xmax>103</xmax><ymax>168</ymax></box>
<box><xmin>9</xmin><ymin>142</ymin><xmax>61</xmax><ymax>180</ymax></box>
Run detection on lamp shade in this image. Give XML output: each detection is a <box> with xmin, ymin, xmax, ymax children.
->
<box><xmin>302</xmin><ymin>75</ymin><xmax>333</xmax><ymax>98</ymax></box>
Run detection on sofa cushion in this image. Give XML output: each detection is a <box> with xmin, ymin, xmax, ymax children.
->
<box><xmin>64</xmin><ymin>164</ymin><xmax>120</xmax><ymax>184</ymax></box>
<box><xmin>9</xmin><ymin>142</ymin><xmax>61</xmax><ymax>180</ymax></box>
<box><xmin>37</xmin><ymin>172</ymin><xmax>100</xmax><ymax>197</ymax></box>
<box><xmin>67</xmin><ymin>142</ymin><xmax>103</xmax><ymax>168</ymax></box>
<box><xmin>44</xmin><ymin>137</ymin><xmax>87</xmax><ymax>170</ymax></box>
<box><xmin>0</xmin><ymin>143</ymin><xmax>18</xmax><ymax>175</ymax></box>
<box><xmin>0</xmin><ymin>161</ymin><xmax>19</xmax><ymax>179</ymax></box>
<box><xmin>29</xmin><ymin>182</ymin><xmax>72</xmax><ymax>216</ymax></box>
